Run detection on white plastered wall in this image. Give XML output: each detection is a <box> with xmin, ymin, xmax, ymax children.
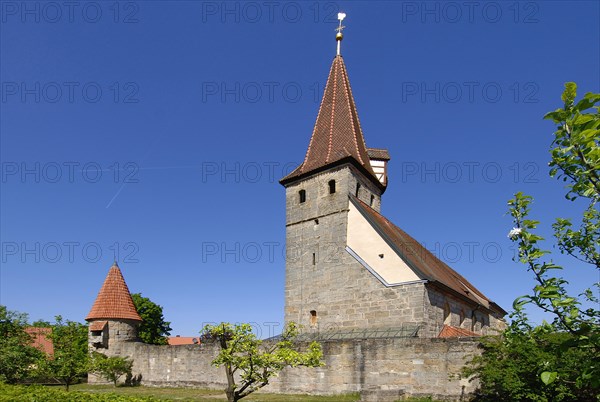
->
<box><xmin>347</xmin><ymin>202</ymin><xmax>420</xmax><ymax>285</ymax></box>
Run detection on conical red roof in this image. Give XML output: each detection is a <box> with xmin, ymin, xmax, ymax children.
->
<box><xmin>86</xmin><ymin>263</ymin><xmax>142</xmax><ymax>322</ymax></box>
<box><xmin>281</xmin><ymin>55</ymin><xmax>381</xmax><ymax>187</ymax></box>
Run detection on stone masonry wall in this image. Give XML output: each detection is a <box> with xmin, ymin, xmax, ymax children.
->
<box><xmin>112</xmin><ymin>342</ymin><xmax>224</xmax><ymax>388</ymax></box>
<box><xmin>270</xmin><ymin>337</ymin><xmax>479</xmax><ymax>400</ymax></box>
<box><xmin>425</xmin><ymin>287</ymin><xmax>506</xmax><ymax>338</ymax></box>
<box><xmin>94</xmin><ymin>337</ymin><xmax>480</xmax><ymax>400</ymax></box>
<box><xmin>284</xmin><ymin>167</ymin><xmax>436</xmax><ymax>334</ymax></box>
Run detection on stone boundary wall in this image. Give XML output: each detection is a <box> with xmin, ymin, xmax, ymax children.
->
<box><xmin>102</xmin><ymin>341</ymin><xmax>224</xmax><ymax>389</ymax></box>
<box><xmin>269</xmin><ymin>337</ymin><xmax>478</xmax><ymax>400</ymax></box>
<box><xmin>97</xmin><ymin>337</ymin><xmax>480</xmax><ymax>400</ymax></box>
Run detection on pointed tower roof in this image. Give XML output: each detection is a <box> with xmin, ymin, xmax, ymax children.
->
<box><xmin>280</xmin><ymin>55</ymin><xmax>384</xmax><ymax>190</ymax></box>
<box><xmin>86</xmin><ymin>263</ymin><xmax>142</xmax><ymax>322</ymax></box>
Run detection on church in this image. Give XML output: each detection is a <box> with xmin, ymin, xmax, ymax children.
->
<box><xmin>85</xmin><ymin>16</ymin><xmax>505</xmax><ymax>400</ymax></box>
<box><xmin>279</xmin><ymin>20</ymin><xmax>505</xmax><ymax>338</ymax></box>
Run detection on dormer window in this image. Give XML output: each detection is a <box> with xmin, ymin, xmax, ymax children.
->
<box><xmin>328</xmin><ymin>180</ymin><xmax>336</xmax><ymax>194</ymax></box>
<box><xmin>299</xmin><ymin>189</ymin><xmax>306</xmax><ymax>203</ymax></box>
<box><xmin>89</xmin><ymin>321</ymin><xmax>108</xmax><ymax>348</ymax></box>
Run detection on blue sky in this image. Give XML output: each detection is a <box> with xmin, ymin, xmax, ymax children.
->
<box><xmin>1</xmin><ymin>1</ymin><xmax>598</xmax><ymax>336</ymax></box>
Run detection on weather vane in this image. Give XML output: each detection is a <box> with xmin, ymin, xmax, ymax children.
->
<box><xmin>336</xmin><ymin>12</ymin><xmax>346</xmax><ymax>56</ymax></box>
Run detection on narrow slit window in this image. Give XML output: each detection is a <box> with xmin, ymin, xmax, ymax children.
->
<box><xmin>355</xmin><ymin>183</ymin><xmax>361</xmax><ymax>197</ymax></box>
<box><xmin>310</xmin><ymin>310</ymin><xmax>318</xmax><ymax>326</ymax></box>
<box><xmin>370</xmin><ymin>195</ymin><xmax>375</xmax><ymax>206</ymax></box>
<box><xmin>299</xmin><ymin>189</ymin><xmax>306</xmax><ymax>203</ymax></box>
<box><xmin>328</xmin><ymin>180</ymin><xmax>336</xmax><ymax>194</ymax></box>
<box><xmin>312</xmin><ymin>253</ymin><xmax>316</xmax><ymax>265</ymax></box>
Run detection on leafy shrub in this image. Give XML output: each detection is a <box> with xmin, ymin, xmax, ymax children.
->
<box><xmin>0</xmin><ymin>383</ymin><xmax>159</xmax><ymax>401</ymax></box>
<box><xmin>90</xmin><ymin>352</ymin><xmax>134</xmax><ymax>387</ymax></box>
<box><xmin>462</xmin><ymin>326</ymin><xmax>597</xmax><ymax>401</ymax></box>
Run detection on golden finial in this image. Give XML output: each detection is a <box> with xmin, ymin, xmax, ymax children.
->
<box><xmin>336</xmin><ymin>12</ymin><xmax>346</xmax><ymax>56</ymax></box>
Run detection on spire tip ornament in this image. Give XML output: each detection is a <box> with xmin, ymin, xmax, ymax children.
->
<box><xmin>335</xmin><ymin>12</ymin><xmax>346</xmax><ymax>56</ymax></box>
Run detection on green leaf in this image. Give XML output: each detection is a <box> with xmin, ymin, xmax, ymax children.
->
<box><xmin>540</xmin><ymin>371</ymin><xmax>557</xmax><ymax>385</ymax></box>
<box><xmin>573</xmin><ymin>114</ymin><xmax>595</xmax><ymax>125</ymax></box>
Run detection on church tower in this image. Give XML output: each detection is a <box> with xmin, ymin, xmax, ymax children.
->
<box><xmin>280</xmin><ymin>16</ymin><xmax>505</xmax><ymax>337</ymax></box>
<box><xmin>280</xmin><ymin>19</ymin><xmax>392</xmax><ymax>333</ymax></box>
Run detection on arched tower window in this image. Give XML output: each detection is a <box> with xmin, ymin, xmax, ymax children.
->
<box><xmin>328</xmin><ymin>180</ymin><xmax>336</xmax><ymax>194</ymax></box>
<box><xmin>299</xmin><ymin>189</ymin><xmax>306</xmax><ymax>203</ymax></box>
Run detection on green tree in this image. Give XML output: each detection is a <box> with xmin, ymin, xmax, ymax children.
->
<box><xmin>201</xmin><ymin>322</ymin><xmax>323</xmax><ymax>402</ymax></box>
<box><xmin>90</xmin><ymin>352</ymin><xmax>133</xmax><ymax>387</ymax></box>
<box><xmin>463</xmin><ymin>83</ymin><xmax>599</xmax><ymax>401</ymax></box>
<box><xmin>0</xmin><ymin>305</ymin><xmax>45</xmax><ymax>384</ymax></box>
<box><xmin>464</xmin><ymin>322</ymin><xmax>596</xmax><ymax>401</ymax></box>
<box><xmin>43</xmin><ymin>316</ymin><xmax>89</xmax><ymax>390</ymax></box>
<box><xmin>31</xmin><ymin>319</ymin><xmax>52</xmax><ymax>327</ymax></box>
<box><xmin>131</xmin><ymin>293</ymin><xmax>171</xmax><ymax>345</ymax></box>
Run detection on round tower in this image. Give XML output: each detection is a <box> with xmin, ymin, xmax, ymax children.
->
<box><xmin>86</xmin><ymin>262</ymin><xmax>142</xmax><ymax>351</ymax></box>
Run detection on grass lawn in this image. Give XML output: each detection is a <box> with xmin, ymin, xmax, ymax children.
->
<box><xmin>69</xmin><ymin>384</ymin><xmax>361</xmax><ymax>401</ymax></box>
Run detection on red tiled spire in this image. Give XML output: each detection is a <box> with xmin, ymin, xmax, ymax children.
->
<box><xmin>281</xmin><ymin>56</ymin><xmax>381</xmax><ymax>187</ymax></box>
<box><xmin>86</xmin><ymin>263</ymin><xmax>142</xmax><ymax>322</ymax></box>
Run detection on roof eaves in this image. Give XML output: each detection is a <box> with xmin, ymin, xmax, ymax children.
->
<box><xmin>367</xmin><ymin>148</ymin><xmax>391</xmax><ymax>161</ymax></box>
<box><xmin>280</xmin><ymin>158</ymin><xmax>386</xmax><ymax>192</ymax></box>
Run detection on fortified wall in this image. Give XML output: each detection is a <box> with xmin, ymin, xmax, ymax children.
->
<box><xmin>94</xmin><ymin>334</ymin><xmax>480</xmax><ymax>401</ymax></box>
<box><xmin>85</xmin><ymin>263</ymin><xmax>482</xmax><ymax>400</ymax></box>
